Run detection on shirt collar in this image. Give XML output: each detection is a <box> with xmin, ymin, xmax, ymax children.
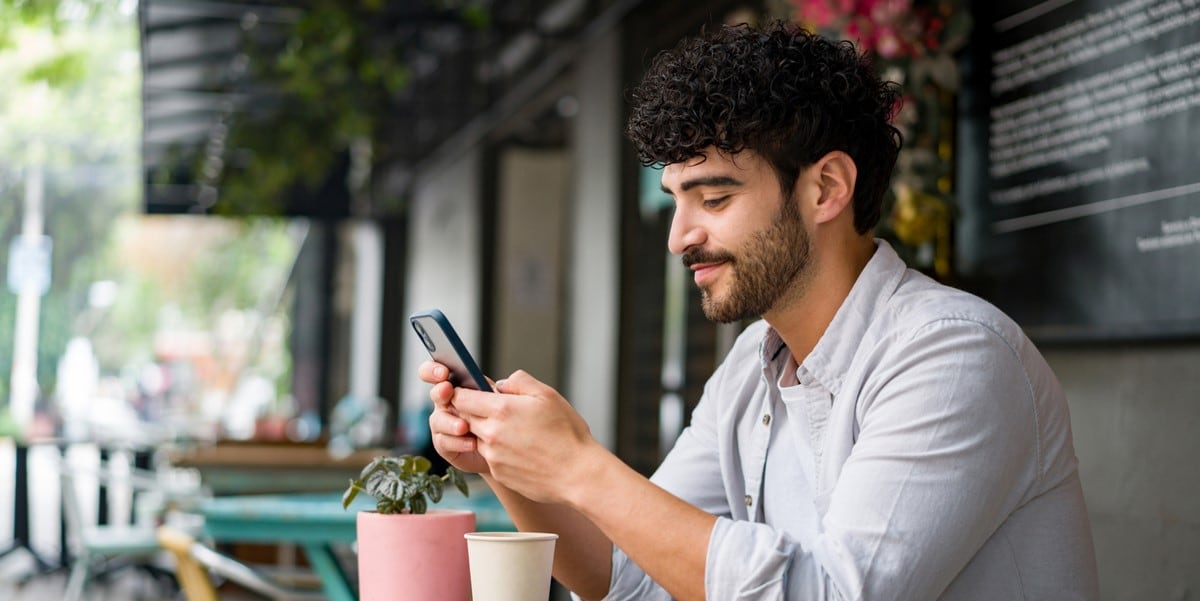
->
<box><xmin>759</xmin><ymin>239</ymin><xmax>907</xmax><ymax>394</ymax></box>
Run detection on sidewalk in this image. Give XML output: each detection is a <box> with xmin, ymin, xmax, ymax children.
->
<box><xmin>0</xmin><ymin>552</ymin><xmax>173</xmax><ymax>601</ymax></box>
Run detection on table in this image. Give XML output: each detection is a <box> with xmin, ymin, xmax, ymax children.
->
<box><xmin>201</xmin><ymin>487</ymin><xmax>514</xmax><ymax>601</ymax></box>
<box><xmin>171</xmin><ymin>441</ymin><xmax>391</xmax><ymax>495</ymax></box>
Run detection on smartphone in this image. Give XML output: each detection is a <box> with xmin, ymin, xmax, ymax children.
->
<box><xmin>409</xmin><ymin>309</ymin><xmax>493</xmax><ymax>392</ymax></box>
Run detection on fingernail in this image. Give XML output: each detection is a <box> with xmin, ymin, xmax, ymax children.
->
<box><xmin>435</xmin><ymin>365</ymin><xmax>447</xmax><ymax>379</ymax></box>
<box><xmin>494</xmin><ymin>379</ymin><xmax>506</xmax><ymax>390</ymax></box>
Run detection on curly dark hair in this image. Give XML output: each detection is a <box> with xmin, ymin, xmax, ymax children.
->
<box><xmin>626</xmin><ymin>22</ymin><xmax>902</xmax><ymax>234</ymax></box>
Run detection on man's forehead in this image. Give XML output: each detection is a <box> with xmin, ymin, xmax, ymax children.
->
<box><xmin>661</xmin><ymin>149</ymin><xmax>760</xmax><ymax>188</ymax></box>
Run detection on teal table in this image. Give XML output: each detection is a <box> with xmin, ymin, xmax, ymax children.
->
<box><xmin>201</xmin><ymin>490</ymin><xmax>513</xmax><ymax>601</ymax></box>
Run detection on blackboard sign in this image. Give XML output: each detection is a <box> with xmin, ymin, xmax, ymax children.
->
<box><xmin>960</xmin><ymin>0</ymin><xmax>1200</xmax><ymax>341</ymax></box>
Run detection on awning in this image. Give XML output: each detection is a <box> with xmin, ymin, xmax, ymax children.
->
<box><xmin>139</xmin><ymin>0</ymin><xmax>620</xmax><ymax>217</ymax></box>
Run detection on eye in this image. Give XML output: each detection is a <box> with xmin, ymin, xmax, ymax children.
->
<box><xmin>702</xmin><ymin>195</ymin><xmax>730</xmax><ymax>209</ymax></box>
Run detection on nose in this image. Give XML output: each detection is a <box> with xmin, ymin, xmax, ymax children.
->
<box><xmin>667</xmin><ymin>204</ymin><xmax>705</xmax><ymax>256</ymax></box>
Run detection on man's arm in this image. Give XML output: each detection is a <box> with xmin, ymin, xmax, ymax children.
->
<box><xmin>445</xmin><ymin>371</ymin><xmax>717</xmax><ymax>601</ymax></box>
<box><xmin>699</xmin><ymin>318</ymin><xmax>1048</xmax><ymax>600</ymax></box>
<box><xmin>424</xmin><ymin>362</ymin><xmax>617</xmax><ymax>598</ymax></box>
<box><xmin>561</xmin><ymin>447</ymin><xmax>717</xmax><ymax>601</ymax></box>
<box><xmin>479</xmin><ymin>474</ymin><xmax>615</xmax><ymax>599</ymax></box>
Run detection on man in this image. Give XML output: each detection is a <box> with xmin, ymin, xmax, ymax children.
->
<box><xmin>422</xmin><ymin>22</ymin><xmax>1099</xmax><ymax>600</ymax></box>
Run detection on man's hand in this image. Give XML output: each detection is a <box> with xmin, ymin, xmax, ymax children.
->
<box><xmin>450</xmin><ymin>369</ymin><xmax>601</xmax><ymax>506</ymax></box>
<box><xmin>421</xmin><ymin>360</ymin><xmax>492</xmax><ymax>475</ymax></box>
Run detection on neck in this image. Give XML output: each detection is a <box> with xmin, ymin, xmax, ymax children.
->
<box><xmin>764</xmin><ymin>235</ymin><xmax>876</xmax><ymax>361</ymax></box>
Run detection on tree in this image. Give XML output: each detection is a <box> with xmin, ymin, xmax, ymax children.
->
<box><xmin>0</xmin><ymin>1</ymin><xmax>140</xmax><ymax>402</ymax></box>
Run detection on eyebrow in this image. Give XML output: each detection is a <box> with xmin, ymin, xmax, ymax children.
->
<box><xmin>661</xmin><ymin>175</ymin><xmax>744</xmax><ymax>195</ymax></box>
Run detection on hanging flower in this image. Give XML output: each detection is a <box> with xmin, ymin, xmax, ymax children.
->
<box><xmin>789</xmin><ymin>0</ymin><xmax>971</xmax><ymax>280</ymax></box>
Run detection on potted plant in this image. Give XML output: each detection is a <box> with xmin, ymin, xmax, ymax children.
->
<box><xmin>343</xmin><ymin>454</ymin><xmax>473</xmax><ymax>601</ymax></box>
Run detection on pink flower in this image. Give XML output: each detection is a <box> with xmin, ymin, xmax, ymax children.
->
<box><xmin>794</xmin><ymin>0</ymin><xmax>840</xmax><ymax>28</ymax></box>
<box><xmin>846</xmin><ymin>19</ymin><xmax>869</xmax><ymax>48</ymax></box>
<box><xmin>873</xmin><ymin>25</ymin><xmax>904</xmax><ymax>58</ymax></box>
<box><xmin>870</xmin><ymin>0</ymin><xmax>913</xmax><ymax>24</ymax></box>
<box><xmin>793</xmin><ymin>0</ymin><xmax>952</xmax><ymax>60</ymax></box>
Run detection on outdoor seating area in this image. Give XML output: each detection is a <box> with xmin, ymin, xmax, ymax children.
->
<box><xmin>1</xmin><ymin>436</ymin><xmax>513</xmax><ymax>600</ymax></box>
<box><xmin>2</xmin><ymin>0</ymin><xmax>1199</xmax><ymax>599</ymax></box>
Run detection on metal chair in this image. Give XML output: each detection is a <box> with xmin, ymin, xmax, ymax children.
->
<box><xmin>58</xmin><ymin>451</ymin><xmax>188</xmax><ymax>601</ymax></box>
<box><xmin>156</xmin><ymin>526</ymin><xmax>217</xmax><ymax>601</ymax></box>
<box><xmin>156</xmin><ymin>525</ymin><xmax>326</xmax><ymax>601</ymax></box>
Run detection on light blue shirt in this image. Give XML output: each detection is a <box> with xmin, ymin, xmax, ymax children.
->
<box><xmin>594</xmin><ymin>240</ymin><xmax>1099</xmax><ymax>600</ymax></box>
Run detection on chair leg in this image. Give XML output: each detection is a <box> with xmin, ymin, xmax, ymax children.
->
<box><xmin>63</xmin><ymin>555</ymin><xmax>90</xmax><ymax>601</ymax></box>
<box><xmin>157</xmin><ymin>526</ymin><xmax>218</xmax><ymax>601</ymax></box>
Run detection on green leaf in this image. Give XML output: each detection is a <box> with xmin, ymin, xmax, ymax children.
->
<box><xmin>460</xmin><ymin>4</ymin><xmax>490</xmax><ymax>29</ymax></box>
<box><xmin>342</xmin><ymin>481</ymin><xmax>361</xmax><ymax>509</ymax></box>
<box><xmin>409</xmin><ymin>494</ymin><xmax>427</xmax><ymax>515</ymax></box>
<box><xmin>427</xmin><ymin>478</ymin><xmax>444</xmax><ymax>503</ymax></box>
<box><xmin>357</xmin><ymin>456</ymin><xmax>387</xmax><ymax>480</ymax></box>
<box><xmin>345</xmin><ymin>454</ymin><xmax>465</xmax><ymax>514</ymax></box>
<box><xmin>448</xmin><ymin>467</ymin><xmax>469</xmax><ymax>497</ymax></box>
<box><xmin>412</xmin><ymin>455</ymin><xmax>432</xmax><ymax>474</ymax></box>
<box><xmin>22</xmin><ymin>50</ymin><xmax>88</xmax><ymax>87</ymax></box>
<box><xmin>399</xmin><ymin>455</ymin><xmax>415</xmax><ymax>474</ymax></box>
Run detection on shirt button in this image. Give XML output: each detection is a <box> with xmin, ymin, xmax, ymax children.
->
<box><xmin>761</xmin><ymin>414</ymin><xmax>771</xmax><ymax>426</ymax></box>
<box><xmin>744</xmin><ymin>495</ymin><xmax>753</xmax><ymax>507</ymax></box>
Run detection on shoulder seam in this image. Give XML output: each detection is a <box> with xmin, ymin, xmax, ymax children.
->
<box><xmin>905</xmin><ymin>316</ymin><xmax>1044</xmax><ymax>483</ymax></box>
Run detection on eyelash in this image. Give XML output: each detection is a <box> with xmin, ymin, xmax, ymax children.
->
<box><xmin>702</xmin><ymin>195</ymin><xmax>730</xmax><ymax>209</ymax></box>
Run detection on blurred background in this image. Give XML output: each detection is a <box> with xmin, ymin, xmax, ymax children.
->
<box><xmin>0</xmin><ymin>0</ymin><xmax>1197</xmax><ymax>599</ymax></box>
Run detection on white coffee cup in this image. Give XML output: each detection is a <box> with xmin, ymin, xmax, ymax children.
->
<box><xmin>465</xmin><ymin>531</ymin><xmax>558</xmax><ymax>601</ymax></box>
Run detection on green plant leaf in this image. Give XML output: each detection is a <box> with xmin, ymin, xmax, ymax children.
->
<box><xmin>427</xmin><ymin>477</ymin><xmax>444</xmax><ymax>503</ymax></box>
<box><xmin>342</xmin><ymin>481</ymin><xmax>361</xmax><ymax>509</ymax></box>
<box><xmin>448</xmin><ymin>467</ymin><xmax>469</xmax><ymax>497</ymax></box>
<box><xmin>409</xmin><ymin>493</ymin><xmax>426</xmax><ymax>515</ymax></box>
<box><xmin>357</xmin><ymin>456</ymin><xmax>387</xmax><ymax>480</ymax></box>
<box><xmin>22</xmin><ymin>50</ymin><xmax>88</xmax><ymax>87</ymax></box>
<box><xmin>412</xmin><ymin>455</ymin><xmax>432</xmax><ymax>474</ymax></box>
<box><xmin>345</xmin><ymin>454</ymin><xmax>462</xmax><ymax>514</ymax></box>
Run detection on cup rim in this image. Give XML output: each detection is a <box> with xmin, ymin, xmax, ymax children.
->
<box><xmin>465</xmin><ymin>531</ymin><xmax>559</xmax><ymax>542</ymax></box>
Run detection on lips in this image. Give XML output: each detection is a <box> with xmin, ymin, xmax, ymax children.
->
<box><xmin>691</xmin><ymin>262</ymin><xmax>725</xmax><ymax>286</ymax></box>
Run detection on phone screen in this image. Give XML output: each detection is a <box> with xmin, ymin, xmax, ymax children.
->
<box><xmin>409</xmin><ymin>309</ymin><xmax>492</xmax><ymax>392</ymax></box>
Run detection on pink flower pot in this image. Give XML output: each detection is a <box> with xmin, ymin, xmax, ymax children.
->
<box><xmin>357</xmin><ymin>509</ymin><xmax>475</xmax><ymax>601</ymax></box>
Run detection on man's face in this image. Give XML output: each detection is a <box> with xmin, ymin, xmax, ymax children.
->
<box><xmin>661</xmin><ymin>149</ymin><xmax>812</xmax><ymax>323</ymax></box>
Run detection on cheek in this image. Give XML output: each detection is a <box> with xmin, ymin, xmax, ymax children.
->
<box><xmin>723</xmin><ymin>213</ymin><xmax>777</xmax><ymax>253</ymax></box>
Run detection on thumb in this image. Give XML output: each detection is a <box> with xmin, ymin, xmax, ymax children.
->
<box><xmin>493</xmin><ymin>369</ymin><xmax>545</xmax><ymax>395</ymax></box>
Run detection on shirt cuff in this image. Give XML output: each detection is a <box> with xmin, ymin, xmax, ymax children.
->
<box><xmin>571</xmin><ymin>543</ymin><xmax>672</xmax><ymax>601</ymax></box>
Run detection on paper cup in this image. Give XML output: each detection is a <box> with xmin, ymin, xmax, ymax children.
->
<box><xmin>465</xmin><ymin>531</ymin><xmax>558</xmax><ymax>601</ymax></box>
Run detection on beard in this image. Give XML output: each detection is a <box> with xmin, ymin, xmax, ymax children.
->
<box><xmin>681</xmin><ymin>195</ymin><xmax>812</xmax><ymax>323</ymax></box>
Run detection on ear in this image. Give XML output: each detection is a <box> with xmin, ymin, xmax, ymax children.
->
<box><xmin>808</xmin><ymin>151</ymin><xmax>857</xmax><ymax>226</ymax></box>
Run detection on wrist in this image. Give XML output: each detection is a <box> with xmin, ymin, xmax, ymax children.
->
<box><xmin>561</xmin><ymin>441</ymin><xmax>616</xmax><ymax>511</ymax></box>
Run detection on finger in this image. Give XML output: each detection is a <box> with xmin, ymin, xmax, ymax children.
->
<box><xmin>429</xmin><ymin>381</ymin><xmax>455</xmax><ymax>406</ymax></box>
<box><xmin>493</xmin><ymin>369</ymin><xmax>546</xmax><ymax>395</ymax></box>
<box><xmin>450</xmin><ymin>387</ymin><xmax>500</xmax><ymax>419</ymax></box>
<box><xmin>429</xmin><ymin>408</ymin><xmax>470</xmax><ymax>436</ymax></box>
<box><xmin>418</xmin><ymin>361</ymin><xmax>451</xmax><ymax>384</ymax></box>
<box><xmin>434</xmin><ymin>432</ymin><xmax>477</xmax><ymax>454</ymax></box>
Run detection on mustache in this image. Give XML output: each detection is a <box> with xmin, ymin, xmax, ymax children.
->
<box><xmin>681</xmin><ymin>248</ymin><xmax>735</xmax><ymax>268</ymax></box>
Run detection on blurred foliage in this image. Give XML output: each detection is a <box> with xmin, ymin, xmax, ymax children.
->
<box><xmin>0</xmin><ymin>1</ymin><xmax>139</xmax><ymax>398</ymax></box>
<box><xmin>0</xmin><ymin>0</ymin><xmax>120</xmax><ymax>84</ymax></box>
<box><xmin>185</xmin><ymin>219</ymin><xmax>297</xmax><ymax>318</ymax></box>
<box><xmin>209</xmin><ymin>0</ymin><xmax>489</xmax><ymax>216</ymax></box>
<box><xmin>0</xmin><ymin>1</ymin><xmax>301</xmax><ymax>427</ymax></box>
<box><xmin>91</xmin><ymin>217</ymin><xmax>299</xmax><ymax>400</ymax></box>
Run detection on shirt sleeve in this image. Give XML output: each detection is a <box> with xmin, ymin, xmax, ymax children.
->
<box><xmin>703</xmin><ymin>318</ymin><xmax>1042</xmax><ymax>600</ymax></box>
